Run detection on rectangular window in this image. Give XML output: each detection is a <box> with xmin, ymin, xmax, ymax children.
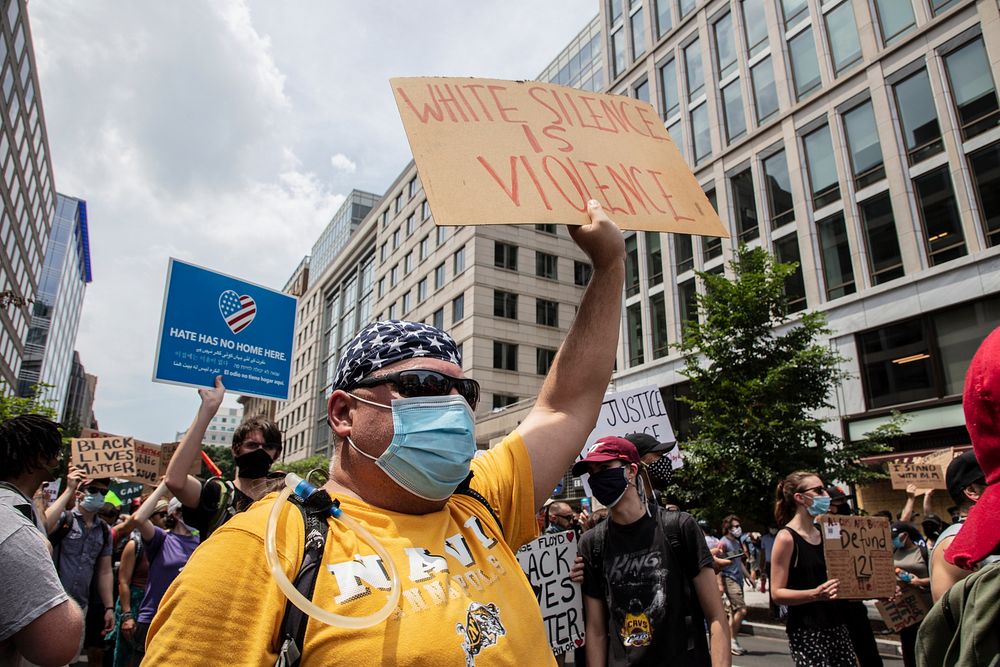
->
<box><xmin>612</xmin><ymin>29</ymin><xmax>626</xmax><ymax>78</ymax></box>
<box><xmin>402</xmin><ymin>291</ymin><xmax>411</xmax><ymax>314</ymax></box>
<box><xmin>943</xmin><ymin>39</ymin><xmax>1000</xmax><ymax>140</ymax></box>
<box><xmin>650</xmin><ymin>292</ymin><xmax>669</xmax><ymax>358</ymax></box>
<box><xmin>422</xmin><ymin>200</ymin><xmax>431</xmax><ymax>220</ymax></box>
<box><xmin>631</xmin><ymin>8</ymin><xmax>647</xmax><ymax>59</ymax></box>
<box><xmin>930</xmin><ymin>0</ymin><xmax>960</xmax><ymax>14</ymax></box>
<box><xmin>610</xmin><ymin>0</ymin><xmax>623</xmax><ymax>23</ymax></box>
<box><xmin>842</xmin><ymin>101</ymin><xmax>885</xmax><ymax>188</ymax></box>
<box><xmin>404</xmin><ymin>252</ymin><xmax>413</xmax><ymax>273</ymax></box>
<box><xmin>874</xmin><ymin>0</ymin><xmax>915</xmax><ymax>45</ymax></box>
<box><xmin>494</xmin><ymin>290</ymin><xmax>518</xmax><ymax>319</ymax></box>
<box><xmin>574</xmin><ymin>261</ymin><xmax>593</xmax><ymax>286</ymax></box>
<box><xmin>789</xmin><ymin>28</ymin><xmax>822</xmax><ymax>99</ymax></box>
<box><xmin>655</xmin><ymin>0</ymin><xmax>672</xmax><ymax>37</ymax></box>
<box><xmin>731</xmin><ymin>169</ymin><xmax>760</xmax><ymax>242</ymax></box>
<box><xmin>535</xmin><ymin>223</ymin><xmax>557</xmax><ymax>234</ymax></box>
<box><xmin>668</xmin><ymin>122</ymin><xmax>685</xmax><ymax>160</ymax></box>
<box><xmin>406</xmin><ymin>214</ymin><xmax>416</xmax><ymax>235</ymax></box>
<box><xmin>417</xmin><ymin>278</ymin><xmax>428</xmax><ymax>302</ymax></box>
<box><xmin>419</xmin><ymin>236</ymin><xmax>430</xmax><ymax>260</ymax></box>
<box><xmin>825</xmin><ymin>1</ymin><xmax>862</xmax><ymax>74</ymax></box>
<box><xmin>763</xmin><ymin>150</ymin><xmax>795</xmax><ymax>229</ymax></box>
<box><xmin>536</xmin><ymin>299</ymin><xmax>559</xmax><ymax>327</ymax></box>
<box><xmin>803</xmin><ymin>125</ymin><xmax>841</xmax><ymax>208</ymax></box>
<box><xmin>742</xmin><ymin>0</ymin><xmax>769</xmax><ymax>57</ymax></box>
<box><xmin>894</xmin><ymin>69</ymin><xmax>943</xmax><ymax>164</ymax></box>
<box><xmin>493</xmin><ymin>394</ymin><xmax>519</xmax><ymax>410</ymax></box>
<box><xmin>685</xmin><ymin>40</ymin><xmax>704</xmax><ymax>100</ymax></box>
<box><xmin>392</xmin><ymin>228</ymin><xmax>401</xmax><ymax>249</ymax></box>
<box><xmin>434</xmin><ymin>263</ymin><xmax>446</xmax><ymax>290</ymax></box>
<box><xmin>452</xmin><ymin>293</ymin><xmax>465</xmax><ymax>322</ymax></box>
<box><xmin>679</xmin><ymin>0</ymin><xmax>695</xmax><ymax>16</ymax></box>
<box><xmin>858</xmin><ymin>318</ymin><xmax>935</xmax><ymax>408</ymax></box>
<box><xmin>436</xmin><ymin>226</ymin><xmax>449</xmax><ymax>245</ymax></box>
<box><xmin>721</xmin><ymin>80</ymin><xmax>747</xmax><ymax>143</ymax></box>
<box><xmin>536</xmin><ymin>252</ymin><xmax>558</xmax><ymax>280</ymax></box>
<box><xmin>774</xmin><ymin>234</ymin><xmax>807</xmax><ymax>312</ymax></box>
<box><xmin>432</xmin><ymin>308</ymin><xmax>444</xmax><ymax>330</ymax></box>
<box><xmin>659</xmin><ymin>59</ymin><xmax>680</xmax><ymax>119</ymax></box>
<box><xmin>493</xmin><ymin>341</ymin><xmax>518</xmax><ymax>371</ymax></box>
<box><xmin>678</xmin><ymin>279</ymin><xmax>698</xmax><ymax>333</ymax></box>
<box><xmin>781</xmin><ymin>0</ymin><xmax>809</xmax><ymax>28</ymax></box>
<box><xmin>627</xmin><ymin>303</ymin><xmax>644</xmax><ymax>366</ymax></box>
<box><xmin>536</xmin><ymin>348</ymin><xmax>557</xmax><ymax>375</ymax></box>
<box><xmin>408</xmin><ymin>176</ymin><xmax>419</xmax><ymax>199</ymax></box>
<box><xmin>645</xmin><ymin>232</ymin><xmax>663</xmax><ymax>285</ymax></box>
<box><xmin>495</xmin><ymin>242</ymin><xmax>517</xmax><ymax>270</ymax></box>
<box><xmin>634</xmin><ymin>79</ymin><xmax>649</xmax><ymax>104</ymax></box>
<box><xmin>390</xmin><ymin>265</ymin><xmax>399</xmax><ymax>286</ymax></box>
<box><xmin>453</xmin><ymin>247</ymin><xmax>465</xmax><ymax>274</ymax></box>
<box><xmin>691</xmin><ymin>104</ymin><xmax>711</xmax><ymax>163</ymax></box>
<box><xmin>714</xmin><ymin>14</ymin><xmax>738</xmax><ymax>80</ymax></box>
<box><xmin>934</xmin><ymin>296</ymin><xmax>1000</xmax><ymax>395</ymax></box>
<box><xmin>817</xmin><ymin>213</ymin><xmax>856</xmax><ymax>299</ymax></box>
<box><xmin>625</xmin><ymin>234</ymin><xmax>640</xmax><ymax>296</ymax></box>
<box><xmin>702</xmin><ymin>189</ymin><xmax>722</xmax><ymax>261</ymax></box>
<box><xmin>674</xmin><ymin>233</ymin><xmax>694</xmax><ymax>273</ymax></box>
<box><xmin>969</xmin><ymin>143</ymin><xmax>1000</xmax><ymax>247</ymax></box>
<box><xmin>751</xmin><ymin>58</ymin><xmax>779</xmax><ymax>123</ymax></box>
<box><xmin>394</xmin><ymin>192</ymin><xmax>403</xmax><ymax>213</ymax></box>
<box><xmin>914</xmin><ymin>167</ymin><xmax>967</xmax><ymax>265</ymax></box>
<box><xmin>859</xmin><ymin>193</ymin><xmax>905</xmax><ymax>285</ymax></box>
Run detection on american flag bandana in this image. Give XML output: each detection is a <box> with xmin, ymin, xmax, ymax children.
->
<box><xmin>333</xmin><ymin>320</ymin><xmax>462</xmax><ymax>390</ymax></box>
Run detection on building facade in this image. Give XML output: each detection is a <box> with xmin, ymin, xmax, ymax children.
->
<box><xmin>17</xmin><ymin>194</ymin><xmax>91</xmax><ymax>417</ymax></box>
<box><xmin>0</xmin><ymin>0</ymin><xmax>58</xmax><ymax>389</ymax></box>
<box><xmin>599</xmin><ymin>0</ymin><xmax>1000</xmax><ymax>494</ymax></box>
<box><xmin>62</xmin><ymin>350</ymin><xmax>97</xmax><ymax>429</ymax></box>
<box><xmin>176</xmin><ymin>405</ymin><xmax>241</xmax><ymax>447</ymax></box>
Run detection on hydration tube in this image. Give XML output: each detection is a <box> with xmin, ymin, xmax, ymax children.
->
<box><xmin>264</xmin><ymin>473</ymin><xmax>401</xmax><ymax>628</ymax></box>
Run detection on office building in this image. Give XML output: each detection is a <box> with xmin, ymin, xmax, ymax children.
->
<box><xmin>176</xmin><ymin>405</ymin><xmax>241</xmax><ymax>446</ymax></box>
<box><xmin>62</xmin><ymin>351</ymin><xmax>97</xmax><ymax>429</ymax></box>
<box><xmin>17</xmin><ymin>194</ymin><xmax>91</xmax><ymax>417</ymax></box>
<box><xmin>0</xmin><ymin>0</ymin><xmax>58</xmax><ymax>389</ymax></box>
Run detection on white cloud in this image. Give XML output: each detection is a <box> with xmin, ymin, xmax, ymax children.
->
<box><xmin>330</xmin><ymin>153</ymin><xmax>357</xmax><ymax>174</ymax></box>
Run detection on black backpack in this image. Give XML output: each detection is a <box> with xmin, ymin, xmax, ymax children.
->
<box><xmin>50</xmin><ymin>511</ymin><xmax>110</xmax><ymax>570</ymax></box>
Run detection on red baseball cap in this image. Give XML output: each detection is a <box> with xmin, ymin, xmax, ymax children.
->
<box><xmin>572</xmin><ymin>436</ymin><xmax>640</xmax><ymax>476</ymax></box>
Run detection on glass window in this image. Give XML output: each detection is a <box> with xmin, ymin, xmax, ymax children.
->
<box><xmin>842</xmin><ymin>101</ymin><xmax>885</xmax><ymax>188</ymax></box>
<box><xmin>422</xmin><ymin>200</ymin><xmax>431</xmax><ymax>219</ymax></box>
<box><xmin>930</xmin><ymin>0</ymin><xmax>960</xmax><ymax>14</ymax></box>
<box><xmin>574</xmin><ymin>261</ymin><xmax>593</xmax><ymax>286</ymax></box>
<box><xmin>536</xmin><ymin>299</ymin><xmax>559</xmax><ymax>327</ymax></box>
<box><xmin>934</xmin><ymin>296</ymin><xmax>1000</xmax><ymax>395</ymax></box>
<box><xmin>781</xmin><ymin>0</ymin><xmax>809</xmax><ymax>28</ymax></box>
<box><xmin>612</xmin><ymin>29</ymin><xmax>626</xmax><ymax>78</ymax></box>
<box><xmin>691</xmin><ymin>104</ymin><xmax>712</xmax><ymax>163</ymax></box>
<box><xmin>392</xmin><ymin>228</ymin><xmax>401</xmax><ymax>249</ymax></box>
<box><xmin>406</xmin><ymin>214</ymin><xmax>416</xmax><ymax>235</ymax></box>
<box><xmin>625</xmin><ymin>234</ymin><xmax>640</xmax><ymax>296</ymax></box>
<box><xmin>453</xmin><ymin>247</ymin><xmax>465</xmax><ymax>274</ymax></box>
<box><xmin>610</xmin><ymin>0</ymin><xmax>623</xmax><ymax>22</ymax></box>
<box><xmin>714</xmin><ymin>14</ymin><xmax>738</xmax><ymax>80</ymax></box>
<box><xmin>858</xmin><ymin>318</ymin><xmax>936</xmax><ymax>408</ymax></box>
<box><xmin>402</xmin><ymin>291</ymin><xmax>411</xmax><ymax>314</ymax></box>
<box><xmin>495</xmin><ymin>242</ymin><xmax>517</xmax><ymax>270</ymax></box>
<box><xmin>674</xmin><ymin>234</ymin><xmax>694</xmax><ymax>273</ymax></box>
<box><xmin>751</xmin><ymin>58</ymin><xmax>779</xmax><ymax>122</ymax></box>
<box><xmin>436</xmin><ymin>226</ymin><xmax>449</xmax><ymax>245</ymax></box>
<box><xmin>417</xmin><ymin>278</ymin><xmax>427</xmax><ymax>302</ymax></box>
<box><xmin>702</xmin><ymin>189</ymin><xmax>723</xmax><ymax>260</ymax></box>
<box><xmin>494</xmin><ymin>290</ymin><xmax>518</xmax><ymax>319</ymax></box>
<box><xmin>731</xmin><ymin>168</ymin><xmax>759</xmax><ymax>242</ymax></box>
<box><xmin>803</xmin><ymin>125</ymin><xmax>841</xmax><ymax>208</ymax></box>
<box><xmin>825</xmin><ymin>1</ymin><xmax>862</xmax><ymax>74</ymax></box>
<box><xmin>650</xmin><ymin>292</ymin><xmax>669</xmax><ymax>358</ymax></box>
<box><xmin>655</xmin><ymin>0</ymin><xmax>673</xmax><ymax>37</ymax></box>
<box><xmin>419</xmin><ymin>235</ymin><xmax>430</xmax><ymax>260</ymax></box>
<box><xmin>817</xmin><ymin>213</ymin><xmax>856</xmax><ymax>299</ymax></box>
<box><xmin>969</xmin><ymin>143</ymin><xmax>1000</xmax><ymax>248</ymax></box>
<box><xmin>493</xmin><ymin>341</ymin><xmax>518</xmax><ymax>371</ymax></box>
<box><xmin>859</xmin><ymin>193</ymin><xmax>904</xmax><ymax>285</ymax></box>
<box><xmin>763</xmin><ymin>150</ymin><xmax>794</xmax><ymax>229</ymax></box>
<box><xmin>631</xmin><ymin>8</ymin><xmax>647</xmax><ymax>59</ymax></box>
<box><xmin>789</xmin><ymin>28</ymin><xmax>822</xmax><ymax>99</ymax></box>
<box><xmin>646</xmin><ymin>232</ymin><xmax>663</xmax><ymax>284</ymax></box>
<box><xmin>627</xmin><ymin>303</ymin><xmax>644</xmax><ymax>366</ymax></box>
<box><xmin>874</xmin><ymin>0</ymin><xmax>915</xmax><ymax>45</ymax></box>
<box><xmin>432</xmin><ymin>308</ymin><xmax>444</xmax><ymax>330</ymax></box>
<box><xmin>535</xmin><ymin>223</ymin><xmax>557</xmax><ymax>234</ymax></box>
<box><xmin>722</xmin><ymin>80</ymin><xmax>747</xmax><ymax>143</ymax></box>
<box><xmin>659</xmin><ymin>59</ymin><xmax>680</xmax><ymax>119</ymax></box>
<box><xmin>685</xmin><ymin>40</ymin><xmax>704</xmax><ymax>100</ymax></box>
<box><xmin>536</xmin><ymin>348</ymin><xmax>557</xmax><ymax>375</ymax></box>
<box><xmin>536</xmin><ymin>252</ymin><xmax>558</xmax><ymax>280</ymax></box>
<box><xmin>390</xmin><ymin>264</ymin><xmax>399</xmax><ymax>286</ymax></box>
<box><xmin>679</xmin><ymin>0</ymin><xmax>696</xmax><ymax>17</ymax></box>
<box><xmin>774</xmin><ymin>234</ymin><xmax>807</xmax><ymax>312</ymax></box>
<box><xmin>434</xmin><ymin>263</ymin><xmax>446</xmax><ymax>289</ymax></box>
<box><xmin>914</xmin><ymin>167</ymin><xmax>967</xmax><ymax>265</ymax></box>
<box><xmin>668</xmin><ymin>122</ymin><xmax>685</xmax><ymax>160</ymax></box>
<box><xmin>894</xmin><ymin>69</ymin><xmax>943</xmax><ymax>164</ymax></box>
<box><xmin>452</xmin><ymin>293</ymin><xmax>465</xmax><ymax>322</ymax></box>
<box><xmin>943</xmin><ymin>39</ymin><xmax>1000</xmax><ymax>140</ymax></box>
<box><xmin>493</xmin><ymin>394</ymin><xmax>519</xmax><ymax>409</ymax></box>
<box><xmin>404</xmin><ymin>252</ymin><xmax>413</xmax><ymax>273</ymax></box>
<box><xmin>678</xmin><ymin>279</ymin><xmax>698</xmax><ymax>333</ymax></box>
<box><xmin>742</xmin><ymin>0</ymin><xmax>769</xmax><ymax>57</ymax></box>
<box><xmin>634</xmin><ymin>79</ymin><xmax>649</xmax><ymax>103</ymax></box>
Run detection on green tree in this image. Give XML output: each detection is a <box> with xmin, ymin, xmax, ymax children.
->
<box><xmin>277</xmin><ymin>455</ymin><xmax>331</xmax><ymax>484</ymax></box>
<box><xmin>670</xmin><ymin>246</ymin><xmax>897</xmax><ymax>526</ymax></box>
<box><xmin>0</xmin><ymin>381</ymin><xmax>58</xmax><ymax>422</ymax></box>
<box><xmin>202</xmin><ymin>445</ymin><xmax>235</xmax><ymax>480</ymax></box>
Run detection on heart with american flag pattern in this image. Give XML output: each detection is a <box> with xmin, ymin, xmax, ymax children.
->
<box><xmin>218</xmin><ymin>289</ymin><xmax>256</xmax><ymax>334</ymax></box>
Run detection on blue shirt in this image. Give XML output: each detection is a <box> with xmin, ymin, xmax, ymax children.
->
<box><xmin>55</xmin><ymin>509</ymin><xmax>111</xmax><ymax>607</ymax></box>
<box><xmin>719</xmin><ymin>535</ymin><xmax>744</xmax><ymax>584</ymax></box>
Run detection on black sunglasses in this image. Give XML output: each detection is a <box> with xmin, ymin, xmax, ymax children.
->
<box><xmin>82</xmin><ymin>485</ymin><xmax>109</xmax><ymax>495</ymax></box>
<box><xmin>351</xmin><ymin>369</ymin><xmax>480</xmax><ymax>409</ymax></box>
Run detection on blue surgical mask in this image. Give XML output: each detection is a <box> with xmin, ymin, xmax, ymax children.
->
<box><xmin>348</xmin><ymin>393</ymin><xmax>476</xmax><ymax>501</ymax></box>
<box><xmin>806</xmin><ymin>494</ymin><xmax>831</xmax><ymax>517</ymax></box>
<box><xmin>80</xmin><ymin>492</ymin><xmax>106</xmax><ymax>513</ymax></box>
<box><xmin>892</xmin><ymin>535</ymin><xmax>904</xmax><ymax>550</ymax></box>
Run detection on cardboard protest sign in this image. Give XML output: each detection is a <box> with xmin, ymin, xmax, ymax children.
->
<box><xmin>888</xmin><ymin>462</ymin><xmax>947</xmax><ymax>490</ymax></box>
<box><xmin>581</xmin><ymin>385</ymin><xmax>680</xmax><ymax>468</ymax></box>
<box><xmin>818</xmin><ymin>515</ymin><xmax>895</xmax><ymax>599</ymax></box>
<box><xmin>109</xmin><ymin>480</ymin><xmax>144</xmax><ymax>506</ymax></box>
<box><xmin>133</xmin><ymin>440</ymin><xmax>163</xmax><ymax>486</ymax></box>
<box><xmin>41</xmin><ymin>479</ymin><xmax>61</xmax><ymax>506</ymax></box>
<box><xmin>392</xmin><ymin>77</ymin><xmax>729</xmax><ymax>237</ymax></box>
<box><xmin>159</xmin><ymin>441</ymin><xmax>202</xmax><ymax>478</ymax></box>
<box><xmin>516</xmin><ymin>531</ymin><xmax>584</xmax><ymax>655</ymax></box>
<box><xmin>153</xmin><ymin>259</ymin><xmax>297</xmax><ymax>401</ymax></box>
<box><xmin>876</xmin><ymin>588</ymin><xmax>930</xmax><ymax>632</ymax></box>
<box><xmin>71</xmin><ymin>436</ymin><xmax>136</xmax><ymax>479</ymax></box>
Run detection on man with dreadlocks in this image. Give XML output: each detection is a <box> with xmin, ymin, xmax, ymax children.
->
<box><xmin>0</xmin><ymin>414</ymin><xmax>85</xmax><ymax>665</ymax></box>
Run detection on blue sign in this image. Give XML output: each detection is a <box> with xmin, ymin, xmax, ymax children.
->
<box><xmin>153</xmin><ymin>259</ymin><xmax>297</xmax><ymax>400</ymax></box>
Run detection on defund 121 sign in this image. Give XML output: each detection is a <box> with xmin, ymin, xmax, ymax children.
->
<box><xmin>153</xmin><ymin>258</ymin><xmax>297</xmax><ymax>400</ymax></box>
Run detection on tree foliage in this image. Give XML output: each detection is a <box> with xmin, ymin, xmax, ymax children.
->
<box><xmin>669</xmin><ymin>246</ymin><xmax>896</xmax><ymax>527</ymax></box>
<box><xmin>0</xmin><ymin>381</ymin><xmax>58</xmax><ymax>423</ymax></box>
<box><xmin>277</xmin><ymin>455</ymin><xmax>331</xmax><ymax>483</ymax></box>
<box><xmin>202</xmin><ymin>445</ymin><xmax>235</xmax><ymax>480</ymax></box>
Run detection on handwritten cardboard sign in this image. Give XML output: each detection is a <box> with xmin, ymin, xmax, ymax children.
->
<box><xmin>71</xmin><ymin>436</ymin><xmax>136</xmax><ymax>479</ymax></box>
<box><xmin>392</xmin><ymin>77</ymin><xmax>729</xmax><ymax>237</ymax></box>
<box><xmin>819</xmin><ymin>515</ymin><xmax>895</xmax><ymax>599</ymax></box>
<box><xmin>133</xmin><ymin>440</ymin><xmax>163</xmax><ymax>486</ymax></box>
<box><xmin>888</xmin><ymin>462</ymin><xmax>947</xmax><ymax>490</ymax></box>
<box><xmin>159</xmin><ymin>441</ymin><xmax>202</xmax><ymax>478</ymax></box>
<box><xmin>516</xmin><ymin>531</ymin><xmax>584</xmax><ymax>655</ymax></box>
<box><xmin>876</xmin><ymin>588</ymin><xmax>929</xmax><ymax>632</ymax></box>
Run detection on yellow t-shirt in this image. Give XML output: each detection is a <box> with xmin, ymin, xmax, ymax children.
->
<box><xmin>145</xmin><ymin>432</ymin><xmax>553</xmax><ymax>666</ymax></box>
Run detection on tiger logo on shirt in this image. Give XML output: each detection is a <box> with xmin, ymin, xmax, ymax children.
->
<box><xmin>456</xmin><ymin>601</ymin><xmax>506</xmax><ymax>666</ymax></box>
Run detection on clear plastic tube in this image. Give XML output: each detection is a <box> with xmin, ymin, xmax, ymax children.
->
<box><xmin>263</xmin><ymin>482</ymin><xmax>401</xmax><ymax>628</ymax></box>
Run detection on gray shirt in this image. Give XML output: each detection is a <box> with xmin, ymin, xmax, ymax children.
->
<box><xmin>0</xmin><ymin>501</ymin><xmax>70</xmax><ymax>665</ymax></box>
<box><xmin>0</xmin><ymin>484</ymin><xmax>45</xmax><ymax>534</ymax></box>
<box><xmin>54</xmin><ymin>510</ymin><xmax>111</xmax><ymax>608</ymax></box>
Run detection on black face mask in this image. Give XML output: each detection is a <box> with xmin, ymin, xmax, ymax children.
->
<box><xmin>644</xmin><ymin>456</ymin><xmax>673</xmax><ymax>489</ymax></box>
<box><xmin>589</xmin><ymin>467</ymin><xmax>631</xmax><ymax>508</ymax></box>
<box><xmin>235</xmin><ymin>448</ymin><xmax>274</xmax><ymax>479</ymax></box>
<box><xmin>164</xmin><ymin>515</ymin><xmax>178</xmax><ymax>530</ymax></box>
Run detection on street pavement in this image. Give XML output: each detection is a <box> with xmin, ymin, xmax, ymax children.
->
<box><xmin>731</xmin><ymin>634</ymin><xmax>904</xmax><ymax>666</ymax></box>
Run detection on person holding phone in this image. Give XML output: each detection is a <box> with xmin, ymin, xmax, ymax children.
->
<box><xmin>718</xmin><ymin>515</ymin><xmax>753</xmax><ymax>656</ymax></box>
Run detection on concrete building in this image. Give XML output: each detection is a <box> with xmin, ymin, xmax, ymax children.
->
<box><xmin>176</xmin><ymin>405</ymin><xmax>241</xmax><ymax>447</ymax></box>
<box><xmin>0</xmin><ymin>0</ymin><xmax>59</xmax><ymax>389</ymax></box>
<box><xmin>17</xmin><ymin>194</ymin><xmax>91</xmax><ymax>417</ymax></box>
<box><xmin>62</xmin><ymin>350</ymin><xmax>97</xmax><ymax>429</ymax></box>
<box><xmin>599</xmin><ymin>0</ymin><xmax>1000</xmax><ymax>506</ymax></box>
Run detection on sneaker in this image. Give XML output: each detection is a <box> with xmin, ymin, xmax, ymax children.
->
<box><xmin>731</xmin><ymin>639</ymin><xmax>747</xmax><ymax>656</ymax></box>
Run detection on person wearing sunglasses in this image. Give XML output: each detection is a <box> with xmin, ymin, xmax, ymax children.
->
<box><xmin>146</xmin><ymin>200</ymin><xmax>626</xmax><ymax>665</ymax></box>
<box><xmin>545</xmin><ymin>501</ymin><xmax>581</xmax><ymax>535</ymax></box>
<box><xmin>164</xmin><ymin>379</ymin><xmax>285</xmax><ymax>539</ymax></box>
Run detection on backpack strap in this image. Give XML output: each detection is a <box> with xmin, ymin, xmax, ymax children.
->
<box><xmin>655</xmin><ymin>509</ymin><xmax>698</xmax><ymax>651</ymax></box>
<box><xmin>454</xmin><ymin>472</ymin><xmax>504</xmax><ymax>539</ymax></box>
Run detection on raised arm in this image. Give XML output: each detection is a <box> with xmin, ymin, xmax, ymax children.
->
<box><xmin>44</xmin><ymin>467</ymin><xmax>84</xmax><ymax>533</ymax></box>
<box><xmin>517</xmin><ymin>201</ymin><xmax>626</xmax><ymax>510</ymax></box>
<box><xmin>899</xmin><ymin>484</ymin><xmax>917</xmax><ymax>523</ymax></box>
<box><xmin>165</xmin><ymin>376</ymin><xmax>225</xmax><ymax>507</ymax></box>
<box><xmin>922</xmin><ymin>489</ymin><xmax>935</xmax><ymax>518</ymax></box>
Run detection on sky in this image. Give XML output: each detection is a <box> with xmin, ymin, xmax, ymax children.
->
<box><xmin>29</xmin><ymin>1</ymin><xmax>596</xmax><ymax>442</ymax></box>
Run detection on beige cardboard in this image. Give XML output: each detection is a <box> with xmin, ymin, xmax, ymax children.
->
<box><xmin>888</xmin><ymin>462</ymin><xmax>948</xmax><ymax>490</ymax></box>
<box><xmin>876</xmin><ymin>588</ymin><xmax>929</xmax><ymax>632</ymax></box>
<box><xmin>819</xmin><ymin>515</ymin><xmax>896</xmax><ymax>600</ymax></box>
<box><xmin>132</xmin><ymin>440</ymin><xmax>163</xmax><ymax>486</ymax></box>
<box><xmin>159</xmin><ymin>442</ymin><xmax>202</xmax><ymax>478</ymax></box>
<box><xmin>391</xmin><ymin>77</ymin><xmax>729</xmax><ymax>237</ymax></box>
<box><xmin>71</xmin><ymin>436</ymin><xmax>136</xmax><ymax>479</ymax></box>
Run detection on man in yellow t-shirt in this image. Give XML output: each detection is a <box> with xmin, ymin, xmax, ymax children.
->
<box><xmin>145</xmin><ymin>201</ymin><xmax>626</xmax><ymax>665</ymax></box>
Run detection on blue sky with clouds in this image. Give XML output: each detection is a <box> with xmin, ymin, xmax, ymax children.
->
<box><xmin>29</xmin><ymin>1</ymin><xmax>595</xmax><ymax>442</ymax></box>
